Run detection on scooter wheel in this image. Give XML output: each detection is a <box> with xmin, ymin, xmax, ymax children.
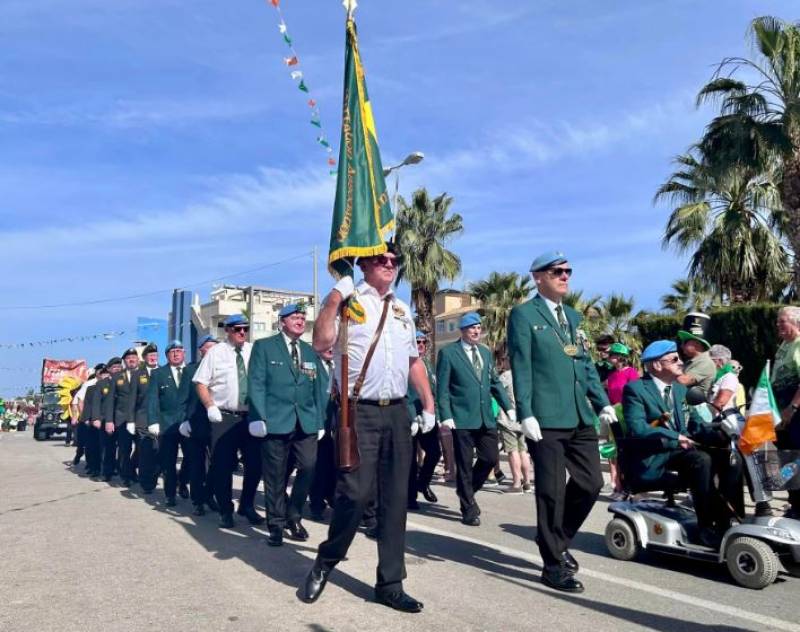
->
<box><xmin>605</xmin><ymin>518</ymin><xmax>639</xmax><ymax>561</ymax></box>
<box><xmin>725</xmin><ymin>536</ymin><xmax>779</xmax><ymax>589</ymax></box>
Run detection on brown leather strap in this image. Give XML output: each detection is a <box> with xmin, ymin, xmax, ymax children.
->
<box><xmin>352</xmin><ymin>297</ymin><xmax>391</xmax><ymax>400</ymax></box>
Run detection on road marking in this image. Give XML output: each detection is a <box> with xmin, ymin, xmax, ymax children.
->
<box><xmin>407</xmin><ymin>520</ymin><xmax>800</xmax><ymax>632</ymax></box>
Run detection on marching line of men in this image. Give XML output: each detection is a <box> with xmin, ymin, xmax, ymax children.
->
<box><xmin>65</xmin><ymin>246</ymin><xmax>621</xmax><ymax>613</ymax></box>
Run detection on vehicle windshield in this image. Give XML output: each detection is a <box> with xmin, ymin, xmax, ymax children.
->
<box><xmin>42</xmin><ymin>392</ymin><xmax>60</xmax><ymax>406</ymax></box>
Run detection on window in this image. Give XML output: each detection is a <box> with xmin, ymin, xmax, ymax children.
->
<box><xmin>448</xmin><ymin>320</ymin><xmax>456</xmax><ymax>332</ymax></box>
<box><xmin>436</xmin><ymin>321</ymin><xmax>445</xmax><ymax>334</ymax></box>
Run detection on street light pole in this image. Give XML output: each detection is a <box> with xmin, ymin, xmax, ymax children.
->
<box><xmin>383</xmin><ymin>151</ymin><xmax>424</xmax><ymax>214</ymax></box>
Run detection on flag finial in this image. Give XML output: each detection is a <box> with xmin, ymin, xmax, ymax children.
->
<box><xmin>342</xmin><ymin>0</ymin><xmax>357</xmax><ymax>19</ymax></box>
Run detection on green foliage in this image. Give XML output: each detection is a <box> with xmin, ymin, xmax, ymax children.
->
<box><xmin>660</xmin><ymin>277</ymin><xmax>721</xmax><ymax>315</ymax></box>
<box><xmin>635</xmin><ymin>304</ymin><xmax>783</xmax><ymax>389</ymax></box>
<box><xmin>470</xmin><ymin>271</ymin><xmax>531</xmax><ymax>363</ymax></box>
<box><xmin>395</xmin><ymin>188</ymin><xmax>463</xmax><ymax>335</ymax></box>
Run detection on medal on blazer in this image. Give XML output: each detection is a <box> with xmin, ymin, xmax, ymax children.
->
<box><xmin>563</xmin><ymin>344</ymin><xmax>579</xmax><ymax>357</ymax></box>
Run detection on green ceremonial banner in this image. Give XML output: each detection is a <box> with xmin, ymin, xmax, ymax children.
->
<box><xmin>328</xmin><ymin>18</ymin><xmax>393</xmax><ymax>278</ymax></box>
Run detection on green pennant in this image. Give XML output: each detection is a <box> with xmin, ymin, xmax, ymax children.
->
<box><xmin>327</xmin><ymin>19</ymin><xmax>392</xmax><ymax>278</ymax></box>
<box><xmin>298</xmin><ymin>79</ymin><xmax>309</xmax><ymax>93</ymax></box>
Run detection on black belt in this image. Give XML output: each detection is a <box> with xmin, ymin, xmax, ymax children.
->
<box><xmin>220</xmin><ymin>409</ymin><xmax>248</xmax><ymax>416</ymax></box>
<box><xmin>355</xmin><ymin>397</ymin><xmax>405</xmax><ymax>407</ymax></box>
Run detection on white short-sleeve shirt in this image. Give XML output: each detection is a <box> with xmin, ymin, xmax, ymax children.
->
<box><xmin>334</xmin><ymin>280</ymin><xmax>418</xmax><ymax>400</ymax></box>
<box><xmin>192</xmin><ymin>340</ymin><xmax>252</xmax><ymax>411</ymax></box>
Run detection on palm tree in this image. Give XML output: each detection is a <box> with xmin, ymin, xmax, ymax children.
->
<box><xmin>469</xmin><ymin>271</ymin><xmax>532</xmax><ymax>363</ymax></box>
<box><xmin>695</xmin><ymin>16</ymin><xmax>800</xmax><ymax>286</ymax></box>
<box><xmin>394</xmin><ymin>188</ymin><xmax>463</xmax><ymax>336</ymax></box>
<box><xmin>660</xmin><ymin>277</ymin><xmax>720</xmax><ymax>315</ymax></box>
<box><xmin>603</xmin><ymin>293</ymin><xmax>641</xmax><ymax>354</ymax></box>
<box><xmin>563</xmin><ymin>290</ymin><xmax>607</xmax><ymax>341</ymax></box>
<box><xmin>655</xmin><ymin>148</ymin><xmax>790</xmax><ymax>302</ymax></box>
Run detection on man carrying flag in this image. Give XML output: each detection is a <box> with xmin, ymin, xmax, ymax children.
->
<box><xmin>300</xmin><ymin>4</ymin><xmax>435</xmax><ymax>613</ymax></box>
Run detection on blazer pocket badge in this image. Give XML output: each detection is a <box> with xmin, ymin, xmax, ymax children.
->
<box><xmin>116</xmin><ymin>378</ymin><xmax>124</xmax><ymax>386</ymax></box>
<box><xmin>139</xmin><ymin>376</ymin><xmax>148</xmax><ymax>384</ymax></box>
<box><xmin>302</xmin><ymin>362</ymin><xmax>317</xmax><ymax>380</ymax></box>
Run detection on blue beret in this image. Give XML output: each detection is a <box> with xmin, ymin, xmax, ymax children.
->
<box><xmin>415</xmin><ymin>331</ymin><xmax>428</xmax><ymax>341</ymax></box>
<box><xmin>222</xmin><ymin>314</ymin><xmax>249</xmax><ymax>327</ymax></box>
<box><xmin>530</xmin><ymin>250</ymin><xmax>568</xmax><ymax>272</ymax></box>
<box><xmin>459</xmin><ymin>312</ymin><xmax>481</xmax><ymax>329</ymax></box>
<box><xmin>641</xmin><ymin>340</ymin><xmax>677</xmax><ymax>362</ymax></box>
<box><xmin>279</xmin><ymin>303</ymin><xmax>307</xmax><ymax>318</ymax></box>
<box><xmin>166</xmin><ymin>339</ymin><xmax>184</xmax><ymax>353</ymax></box>
<box><xmin>197</xmin><ymin>334</ymin><xmax>217</xmax><ymax>348</ymax></box>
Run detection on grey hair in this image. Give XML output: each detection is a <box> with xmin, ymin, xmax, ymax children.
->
<box><xmin>708</xmin><ymin>344</ymin><xmax>732</xmax><ymax>361</ymax></box>
<box><xmin>779</xmin><ymin>306</ymin><xmax>800</xmax><ymax>327</ymax></box>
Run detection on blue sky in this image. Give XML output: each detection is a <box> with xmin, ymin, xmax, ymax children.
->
<box><xmin>1</xmin><ymin>0</ymin><xmax>796</xmax><ymax>396</ymax></box>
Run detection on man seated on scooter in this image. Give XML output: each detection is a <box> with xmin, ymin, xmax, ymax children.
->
<box><xmin>622</xmin><ymin>340</ymin><xmax>720</xmax><ymax>548</ymax></box>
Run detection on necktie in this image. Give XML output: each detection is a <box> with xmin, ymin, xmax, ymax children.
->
<box><xmin>471</xmin><ymin>346</ymin><xmax>481</xmax><ymax>376</ymax></box>
<box><xmin>235</xmin><ymin>347</ymin><xmax>247</xmax><ymax>408</ymax></box>
<box><xmin>555</xmin><ymin>304</ymin><xmax>570</xmax><ymax>338</ymax></box>
<box><xmin>175</xmin><ymin>366</ymin><xmax>182</xmax><ymax>387</ymax></box>
<box><xmin>291</xmin><ymin>339</ymin><xmax>300</xmax><ymax>372</ymax></box>
<box><xmin>663</xmin><ymin>385</ymin><xmax>672</xmax><ymax>410</ymax></box>
<box><xmin>126</xmin><ymin>370</ymin><xmax>131</xmax><ymax>383</ymax></box>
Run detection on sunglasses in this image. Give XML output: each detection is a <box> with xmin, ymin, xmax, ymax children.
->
<box><xmin>661</xmin><ymin>355</ymin><xmax>682</xmax><ymax>365</ymax></box>
<box><xmin>372</xmin><ymin>254</ymin><xmax>400</xmax><ymax>268</ymax></box>
<box><xmin>546</xmin><ymin>267</ymin><xmax>573</xmax><ymax>278</ymax></box>
<box><xmin>231</xmin><ymin>326</ymin><xmax>250</xmax><ymax>333</ymax></box>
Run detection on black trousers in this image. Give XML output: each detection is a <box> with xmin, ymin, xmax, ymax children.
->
<box><xmin>73</xmin><ymin>423</ymin><xmax>87</xmax><ymax>462</ymax></box>
<box><xmin>209</xmin><ymin>413</ymin><xmax>261</xmax><ymax>516</ymax></box>
<box><xmin>263</xmin><ymin>425</ymin><xmax>317</xmax><ymax>529</ymax></box>
<box><xmin>65</xmin><ymin>422</ymin><xmax>74</xmax><ymax>445</ymax></box>
<box><xmin>704</xmin><ymin>446</ymin><xmax>745</xmax><ymax>523</ymax></box>
<box><xmin>116</xmin><ymin>426</ymin><xmax>136</xmax><ymax>481</ymax></box>
<box><xmin>408</xmin><ymin>426</ymin><xmax>442</xmax><ymax>500</ymax></box>
<box><xmin>453</xmin><ymin>426</ymin><xmax>498</xmax><ymax>519</ymax></box>
<box><xmin>137</xmin><ymin>432</ymin><xmax>159</xmax><ymax>492</ymax></box>
<box><xmin>101</xmin><ymin>427</ymin><xmax>118</xmax><ymax>478</ymax></box>
<box><xmin>317</xmin><ymin>401</ymin><xmax>412</xmax><ymax>593</ymax></box>
<box><xmin>309</xmin><ymin>433</ymin><xmax>336</xmax><ymax>515</ymax></box>
<box><xmin>85</xmin><ymin>424</ymin><xmax>102</xmax><ymax>474</ymax></box>
<box><xmin>159</xmin><ymin>430</ymin><xmax>190</xmax><ymax>499</ymax></box>
<box><xmin>778</xmin><ymin>426</ymin><xmax>800</xmax><ymax>513</ymax></box>
<box><xmin>665</xmin><ymin>448</ymin><xmax>714</xmax><ymax>528</ymax></box>
<box><xmin>186</xmin><ymin>430</ymin><xmax>213</xmax><ymax>506</ymax></box>
<box><xmin>528</xmin><ymin>425</ymin><xmax>604</xmax><ymax>568</ymax></box>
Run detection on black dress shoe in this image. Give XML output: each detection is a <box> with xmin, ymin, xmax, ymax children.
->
<box><xmin>178</xmin><ymin>484</ymin><xmax>190</xmax><ymax>499</ymax></box>
<box><xmin>300</xmin><ymin>563</ymin><xmax>330</xmax><ymax>603</ymax></box>
<box><xmin>754</xmin><ymin>501</ymin><xmax>774</xmax><ymax>517</ymax></box>
<box><xmin>375</xmin><ymin>590</ymin><xmax>424</xmax><ymax>613</ymax></box>
<box><xmin>165</xmin><ymin>496</ymin><xmax>177</xmax><ymax>507</ymax></box>
<box><xmin>462</xmin><ymin>515</ymin><xmax>481</xmax><ymax>527</ymax></box>
<box><xmin>219</xmin><ymin>513</ymin><xmax>235</xmax><ymax>529</ymax></box>
<box><xmin>364</xmin><ymin>524</ymin><xmax>378</xmax><ymax>539</ymax></box>
<box><xmin>421</xmin><ymin>486</ymin><xmax>438</xmax><ymax>503</ymax></box>
<box><xmin>206</xmin><ymin>498</ymin><xmax>220</xmax><ymax>512</ymax></box>
<box><xmin>103</xmin><ymin>475</ymin><xmax>112</xmax><ymax>482</ymax></box>
<box><xmin>285</xmin><ymin>520</ymin><xmax>309</xmax><ymax>541</ymax></box>
<box><xmin>267</xmin><ymin>527</ymin><xmax>283</xmax><ymax>547</ymax></box>
<box><xmin>561</xmin><ymin>550</ymin><xmax>579</xmax><ymax>573</ymax></box>
<box><xmin>542</xmin><ymin>566</ymin><xmax>584</xmax><ymax>593</ymax></box>
<box><xmin>407</xmin><ymin>498</ymin><xmax>420</xmax><ymax>511</ymax></box>
<box><xmin>72</xmin><ymin>455</ymin><xmax>81</xmax><ymax>466</ymax></box>
<box><xmin>237</xmin><ymin>505</ymin><xmax>266</xmax><ymax>525</ymax></box>
<box><xmin>122</xmin><ymin>479</ymin><xmax>132</xmax><ymax>487</ymax></box>
<box><xmin>142</xmin><ymin>488</ymin><xmax>154</xmax><ymax>495</ymax></box>
<box><xmin>698</xmin><ymin>527</ymin><xmax>722</xmax><ymax>549</ymax></box>
<box><xmin>193</xmin><ymin>504</ymin><xmax>206</xmax><ymax>516</ymax></box>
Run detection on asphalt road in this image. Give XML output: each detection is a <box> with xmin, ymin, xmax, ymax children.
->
<box><xmin>1</xmin><ymin>430</ymin><xmax>799</xmax><ymax>632</ymax></box>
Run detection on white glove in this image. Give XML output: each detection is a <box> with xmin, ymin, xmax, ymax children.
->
<box><xmin>410</xmin><ymin>421</ymin><xmax>419</xmax><ymax>436</ymax></box>
<box><xmin>599</xmin><ymin>405</ymin><xmax>618</xmax><ymax>425</ymax></box>
<box><xmin>420</xmin><ymin>410</ymin><xmax>436</xmax><ymax>434</ymax></box>
<box><xmin>148</xmin><ymin>423</ymin><xmax>160</xmax><ymax>437</ymax></box>
<box><xmin>720</xmin><ymin>412</ymin><xmax>740</xmax><ymax>437</ymax></box>
<box><xmin>507</xmin><ymin>409</ymin><xmax>517</xmax><ymax>422</ymax></box>
<box><xmin>207</xmin><ymin>405</ymin><xmax>222</xmax><ymax>423</ymax></box>
<box><xmin>333</xmin><ymin>276</ymin><xmax>355</xmax><ymax>300</ymax></box>
<box><xmin>317</xmin><ymin>429</ymin><xmax>325</xmax><ymax>440</ymax></box>
<box><xmin>441</xmin><ymin>418</ymin><xmax>456</xmax><ymax>430</ymax></box>
<box><xmin>249</xmin><ymin>420</ymin><xmax>267</xmax><ymax>438</ymax></box>
<box><xmin>521</xmin><ymin>416</ymin><xmax>543</xmax><ymax>442</ymax></box>
<box><xmin>179</xmin><ymin>421</ymin><xmax>192</xmax><ymax>438</ymax></box>
<box><xmin>125</xmin><ymin>422</ymin><xmax>135</xmax><ymax>436</ymax></box>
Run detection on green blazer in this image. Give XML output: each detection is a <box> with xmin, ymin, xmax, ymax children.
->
<box><xmin>436</xmin><ymin>341</ymin><xmax>512</xmax><ymax>430</ymax></box>
<box><xmin>507</xmin><ymin>295</ymin><xmax>609</xmax><ymax>429</ymax></box>
<box><xmin>247</xmin><ymin>333</ymin><xmax>325</xmax><ymax>435</ymax></box>
<box><xmin>621</xmin><ymin>375</ymin><xmax>706</xmax><ymax>483</ymax></box>
<box><xmin>147</xmin><ymin>365</ymin><xmax>190</xmax><ymax>431</ymax></box>
<box><xmin>408</xmin><ymin>358</ymin><xmax>436</xmax><ymax>421</ymax></box>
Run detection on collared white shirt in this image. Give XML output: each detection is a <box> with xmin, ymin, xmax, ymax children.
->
<box><xmin>146</xmin><ymin>365</ymin><xmax>157</xmax><ymax>376</ymax></box>
<box><xmin>193</xmin><ymin>340</ymin><xmax>252</xmax><ymax>410</ymax></box>
<box><xmin>170</xmin><ymin>364</ymin><xmax>186</xmax><ymax>387</ymax></box>
<box><xmin>651</xmin><ymin>375</ymin><xmax>672</xmax><ymax>403</ymax></box>
<box><xmin>281</xmin><ymin>331</ymin><xmax>303</xmax><ymax>364</ymax></box>
<box><xmin>461</xmin><ymin>340</ymin><xmax>483</xmax><ymax>371</ymax></box>
<box><xmin>73</xmin><ymin>378</ymin><xmax>96</xmax><ymax>405</ymax></box>
<box><xmin>541</xmin><ymin>294</ymin><xmax>565</xmax><ymax>327</ymax></box>
<box><xmin>334</xmin><ymin>280</ymin><xmax>418</xmax><ymax>400</ymax></box>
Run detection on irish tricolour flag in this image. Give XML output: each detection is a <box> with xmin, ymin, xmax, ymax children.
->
<box><xmin>739</xmin><ymin>362</ymin><xmax>781</xmax><ymax>455</ymax></box>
